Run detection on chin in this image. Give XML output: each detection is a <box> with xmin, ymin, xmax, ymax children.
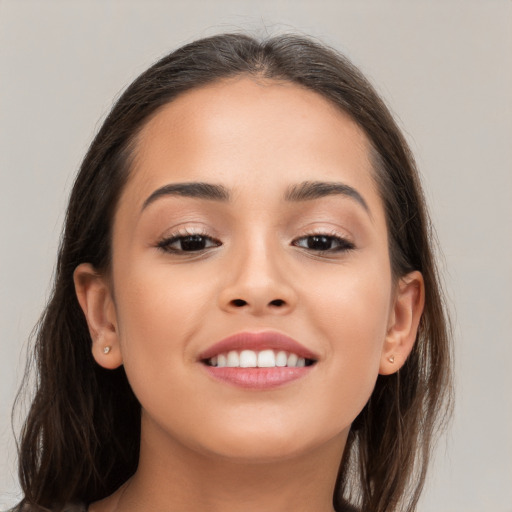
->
<box><xmin>202</xmin><ymin>438</ymin><xmax>315</xmax><ymax>464</ymax></box>
<box><xmin>191</xmin><ymin>419</ymin><xmax>347</xmax><ymax>464</ymax></box>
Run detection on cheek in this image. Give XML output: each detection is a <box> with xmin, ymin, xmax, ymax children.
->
<box><xmin>304</xmin><ymin>262</ymin><xmax>392</xmax><ymax>414</ymax></box>
<box><xmin>309</xmin><ymin>258</ymin><xmax>391</xmax><ymax>347</ymax></box>
<box><xmin>111</xmin><ymin>259</ymin><xmax>211</xmax><ymax>398</ymax></box>
<box><xmin>115</xmin><ymin>254</ymin><xmax>211</xmax><ymax>338</ymax></box>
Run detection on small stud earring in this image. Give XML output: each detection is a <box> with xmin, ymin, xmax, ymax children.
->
<box><xmin>388</xmin><ymin>355</ymin><xmax>395</xmax><ymax>363</ymax></box>
<box><xmin>103</xmin><ymin>346</ymin><xmax>111</xmax><ymax>354</ymax></box>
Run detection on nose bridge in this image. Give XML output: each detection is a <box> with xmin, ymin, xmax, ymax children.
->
<box><xmin>236</xmin><ymin>236</ymin><xmax>281</xmax><ymax>287</ymax></box>
<box><xmin>218</xmin><ymin>227</ymin><xmax>296</xmax><ymax>314</ymax></box>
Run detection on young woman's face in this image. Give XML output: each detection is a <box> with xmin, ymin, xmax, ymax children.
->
<box><xmin>98</xmin><ymin>78</ymin><xmax>404</xmax><ymax>461</ymax></box>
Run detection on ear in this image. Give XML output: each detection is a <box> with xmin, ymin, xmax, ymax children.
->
<box><xmin>379</xmin><ymin>270</ymin><xmax>425</xmax><ymax>375</ymax></box>
<box><xmin>73</xmin><ymin>263</ymin><xmax>123</xmax><ymax>369</ymax></box>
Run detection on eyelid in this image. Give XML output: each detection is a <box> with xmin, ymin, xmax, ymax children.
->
<box><xmin>291</xmin><ymin>228</ymin><xmax>355</xmax><ymax>253</ymax></box>
<box><xmin>156</xmin><ymin>227</ymin><xmax>222</xmax><ymax>253</ymax></box>
<box><xmin>293</xmin><ymin>226</ymin><xmax>353</xmax><ymax>241</ymax></box>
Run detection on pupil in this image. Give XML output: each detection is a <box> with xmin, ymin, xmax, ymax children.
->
<box><xmin>308</xmin><ymin>235</ymin><xmax>331</xmax><ymax>250</ymax></box>
<box><xmin>181</xmin><ymin>235</ymin><xmax>205</xmax><ymax>251</ymax></box>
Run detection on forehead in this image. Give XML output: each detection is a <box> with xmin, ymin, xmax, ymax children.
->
<box><xmin>122</xmin><ymin>77</ymin><xmax>380</xmax><ymax>211</ymax></box>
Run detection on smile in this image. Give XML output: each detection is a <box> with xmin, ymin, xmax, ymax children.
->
<box><xmin>199</xmin><ymin>331</ymin><xmax>318</xmax><ymax>389</ymax></box>
<box><xmin>206</xmin><ymin>349</ymin><xmax>315</xmax><ymax>368</ymax></box>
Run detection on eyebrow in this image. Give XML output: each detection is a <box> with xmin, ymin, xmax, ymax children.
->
<box><xmin>285</xmin><ymin>180</ymin><xmax>370</xmax><ymax>213</ymax></box>
<box><xmin>142</xmin><ymin>180</ymin><xmax>370</xmax><ymax>215</ymax></box>
<box><xmin>142</xmin><ymin>182</ymin><xmax>230</xmax><ymax>210</ymax></box>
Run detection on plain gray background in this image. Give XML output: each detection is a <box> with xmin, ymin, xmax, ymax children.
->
<box><xmin>1</xmin><ymin>1</ymin><xmax>511</xmax><ymax>511</ymax></box>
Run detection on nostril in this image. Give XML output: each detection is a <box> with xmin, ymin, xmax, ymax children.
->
<box><xmin>228</xmin><ymin>298</ymin><xmax>287</xmax><ymax>308</ymax></box>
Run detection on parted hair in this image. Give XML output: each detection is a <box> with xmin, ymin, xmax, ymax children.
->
<box><xmin>14</xmin><ymin>32</ymin><xmax>452</xmax><ymax>512</ymax></box>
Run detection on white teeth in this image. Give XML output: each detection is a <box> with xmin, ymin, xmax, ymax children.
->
<box><xmin>227</xmin><ymin>350</ymin><xmax>239</xmax><ymax>367</ymax></box>
<box><xmin>207</xmin><ymin>350</ymin><xmax>313</xmax><ymax>368</ymax></box>
<box><xmin>257</xmin><ymin>349</ymin><xmax>275</xmax><ymax>367</ymax></box>
<box><xmin>275</xmin><ymin>351</ymin><xmax>287</xmax><ymax>367</ymax></box>
<box><xmin>239</xmin><ymin>350</ymin><xmax>258</xmax><ymax>367</ymax></box>
<box><xmin>287</xmin><ymin>353</ymin><xmax>298</xmax><ymax>367</ymax></box>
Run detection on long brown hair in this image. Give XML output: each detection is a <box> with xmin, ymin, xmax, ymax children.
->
<box><xmin>14</xmin><ymin>33</ymin><xmax>452</xmax><ymax>512</ymax></box>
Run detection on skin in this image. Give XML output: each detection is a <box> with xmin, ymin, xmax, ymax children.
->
<box><xmin>75</xmin><ymin>77</ymin><xmax>424</xmax><ymax>512</ymax></box>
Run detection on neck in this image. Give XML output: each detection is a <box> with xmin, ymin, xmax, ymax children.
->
<box><xmin>101</xmin><ymin>415</ymin><xmax>348</xmax><ymax>512</ymax></box>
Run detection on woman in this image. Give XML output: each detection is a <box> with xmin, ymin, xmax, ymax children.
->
<box><xmin>13</xmin><ymin>33</ymin><xmax>452</xmax><ymax>512</ymax></box>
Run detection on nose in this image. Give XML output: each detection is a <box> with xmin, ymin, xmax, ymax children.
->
<box><xmin>218</xmin><ymin>241</ymin><xmax>298</xmax><ymax>316</ymax></box>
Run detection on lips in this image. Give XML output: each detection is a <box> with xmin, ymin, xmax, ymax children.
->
<box><xmin>198</xmin><ymin>331</ymin><xmax>318</xmax><ymax>389</ymax></box>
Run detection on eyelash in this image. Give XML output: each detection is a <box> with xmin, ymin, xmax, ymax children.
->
<box><xmin>156</xmin><ymin>229</ymin><xmax>355</xmax><ymax>255</ymax></box>
<box><xmin>156</xmin><ymin>228</ymin><xmax>221</xmax><ymax>254</ymax></box>
<box><xmin>292</xmin><ymin>232</ymin><xmax>355</xmax><ymax>253</ymax></box>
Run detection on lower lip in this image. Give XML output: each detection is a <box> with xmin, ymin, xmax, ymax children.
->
<box><xmin>202</xmin><ymin>365</ymin><xmax>314</xmax><ymax>389</ymax></box>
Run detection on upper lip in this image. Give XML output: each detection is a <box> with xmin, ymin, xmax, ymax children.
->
<box><xmin>198</xmin><ymin>331</ymin><xmax>319</xmax><ymax>361</ymax></box>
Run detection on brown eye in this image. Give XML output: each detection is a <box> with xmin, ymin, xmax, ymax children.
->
<box><xmin>293</xmin><ymin>234</ymin><xmax>354</xmax><ymax>253</ymax></box>
<box><xmin>158</xmin><ymin>234</ymin><xmax>221</xmax><ymax>253</ymax></box>
<box><xmin>179</xmin><ymin>235</ymin><xmax>209</xmax><ymax>251</ymax></box>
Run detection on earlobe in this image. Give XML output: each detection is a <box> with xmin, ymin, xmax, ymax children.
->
<box><xmin>73</xmin><ymin>263</ymin><xmax>123</xmax><ymax>370</ymax></box>
<box><xmin>379</xmin><ymin>271</ymin><xmax>425</xmax><ymax>375</ymax></box>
